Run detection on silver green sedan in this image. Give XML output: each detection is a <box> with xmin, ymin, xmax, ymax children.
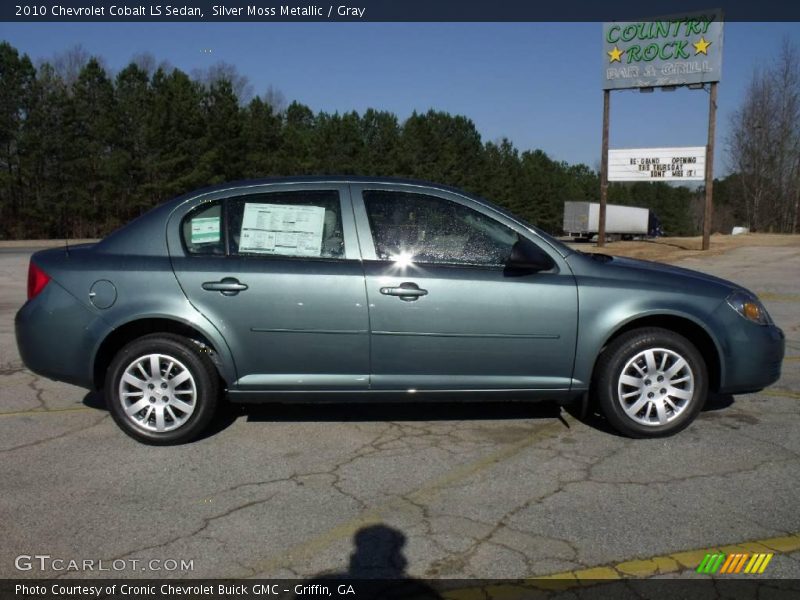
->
<box><xmin>15</xmin><ymin>178</ymin><xmax>785</xmax><ymax>444</ymax></box>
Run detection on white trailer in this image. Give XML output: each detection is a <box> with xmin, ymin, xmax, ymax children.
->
<box><xmin>563</xmin><ymin>201</ymin><xmax>655</xmax><ymax>240</ymax></box>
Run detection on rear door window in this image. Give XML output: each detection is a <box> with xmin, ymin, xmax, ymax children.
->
<box><xmin>227</xmin><ymin>190</ymin><xmax>344</xmax><ymax>259</ymax></box>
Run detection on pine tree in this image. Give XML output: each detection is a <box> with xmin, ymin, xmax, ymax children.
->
<box><xmin>243</xmin><ymin>96</ymin><xmax>281</xmax><ymax>177</ymax></box>
<box><xmin>112</xmin><ymin>63</ymin><xmax>152</xmax><ymax>223</ymax></box>
<box><xmin>144</xmin><ymin>68</ymin><xmax>206</xmax><ymax>204</ymax></box>
<box><xmin>19</xmin><ymin>63</ymin><xmax>71</xmax><ymax>237</ymax></box>
<box><xmin>71</xmin><ymin>58</ymin><xmax>116</xmax><ymax>235</ymax></box>
<box><xmin>360</xmin><ymin>109</ymin><xmax>400</xmax><ymax>176</ymax></box>
<box><xmin>0</xmin><ymin>42</ymin><xmax>36</xmax><ymax>237</ymax></box>
<box><xmin>198</xmin><ymin>78</ymin><xmax>245</xmax><ymax>184</ymax></box>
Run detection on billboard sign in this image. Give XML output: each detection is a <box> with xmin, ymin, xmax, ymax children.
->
<box><xmin>602</xmin><ymin>11</ymin><xmax>723</xmax><ymax>90</ymax></box>
<box><xmin>608</xmin><ymin>146</ymin><xmax>706</xmax><ymax>181</ymax></box>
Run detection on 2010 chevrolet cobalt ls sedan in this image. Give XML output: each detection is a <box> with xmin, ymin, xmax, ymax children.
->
<box><xmin>15</xmin><ymin>178</ymin><xmax>785</xmax><ymax>444</ymax></box>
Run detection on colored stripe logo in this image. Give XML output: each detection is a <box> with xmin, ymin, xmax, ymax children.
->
<box><xmin>697</xmin><ymin>552</ymin><xmax>773</xmax><ymax>574</ymax></box>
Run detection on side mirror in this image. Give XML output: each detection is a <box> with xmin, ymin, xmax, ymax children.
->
<box><xmin>506</xmin><ymin>238</ymin><xmax>555</xmax><ymax>273</ymax></box>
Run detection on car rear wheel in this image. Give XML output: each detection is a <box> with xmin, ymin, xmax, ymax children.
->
<box><xmin>594</xmin><ymin>327</ymin><xmax>707</xmax><ymax>438</ymax></box>
<box><xmin>106</xmin><ymin>333</ymin><xmax>219</xmax><ymax>445</ymax></box>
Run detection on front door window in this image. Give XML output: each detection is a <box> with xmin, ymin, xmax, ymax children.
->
<box><xmin>363</xmin><ymin>190</ymin><xmax>519</xmax><ymax>267</ymax></box>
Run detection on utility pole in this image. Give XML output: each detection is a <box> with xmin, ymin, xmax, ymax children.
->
<box><xmin>599</xmin><ymin>89</ymin><xmax>610</xmax><ymax>247</ymax></box>
<box><xmin>702</xmin><ymin>81</ymin><xmax>718</xmax><ymax>251</ymax></box>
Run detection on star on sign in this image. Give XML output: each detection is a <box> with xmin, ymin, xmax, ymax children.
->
<box><xmin>693</xmin><ymin>37</ymin><xmax>711</xmax><ymax>55</ymax></box>
<box><xmin>608</xmin><ymin>46</ymin><xmax>624</xmax><ymax>63</ymax></box>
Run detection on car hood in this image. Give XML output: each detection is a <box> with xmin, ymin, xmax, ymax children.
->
<box><xmin>600</xmin><ymin>255</ymin><xmax>744</xmax><ymax>292</ymax></box>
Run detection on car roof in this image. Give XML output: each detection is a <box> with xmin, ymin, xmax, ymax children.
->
<box><xmin>170</xmin><ymin>176</ymin><xmax>470</xmax><ymax>202</ymax></box>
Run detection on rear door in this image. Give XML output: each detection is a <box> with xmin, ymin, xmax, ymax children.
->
<box><xmin>168</xmin><ymin>183</ymin><xmax>370</xmax><ymax>391</ymax></box>
<box><xmin>351</xmin><ymin>184</ymin><xmax>578</xmax><ymax>392</ymax></box>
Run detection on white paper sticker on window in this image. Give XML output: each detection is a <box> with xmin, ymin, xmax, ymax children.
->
<box><xmin>191</xmin><ymin>217</ymin><xmax>220</xmax><ymax>243</ymax></box>
<box><xmin>239</xmin><ymin>203</ymin><xmax>325</xmax><ymax>257</ymax></box>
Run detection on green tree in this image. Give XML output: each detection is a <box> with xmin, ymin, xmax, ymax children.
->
<box><xmin>517</xmin><ymin>149</ymin><xmax>564</xmax><ymax>232</ymax></box>
<box><xmin>18</xmin><ymin>63</ymin><xmax>72</xmax><ymax>237</ymax></box>
<box><xmin>70</xmin><ymin>58</ymin><xmax>117</xmax><ymax>236</ymax></box>
<box><xmin>144</xmin><ymin>68</ymin><xmax>206</xmax><ymax>204</ymax></box>
<box><xmin>477</xmin><ymin>139</ymin><xmax>523</xmax><ymax>213</ymax></box>
<box><xmin>112</xmin><ymin>63</ymin><xmax>153</xmax><ymax>223</ymax></box>
<box><xmin>198</xmin><ymin>78</ymin><xmax>246</xmax><ymax>184</ymax></box>
<box><xmin>0</xmin><ymin>42</ymin><xmax>36</xmax><ymax>237</ymax></box>
<box><xmin>314</xmin><ymin>110</ymin><xmax>365</xmax><ymax>174</ymax></box>
<box><xmin>276</xmin><ymin>101</ymin><xmax>316</xmax><ymax>174</ymax></box>
<box><xmin>398</xmin><ymin>110</ymin><xmax>484</xmax><ymax>189</ymax></box>
<box><xmin>243</xmin><ymin>96</ymin><xmax>282</xmax><ymax>177</ymax></box>
<box><xmin>360</xmin><ymin>109</ymin><xmax>400</xmax><ymax>176</ymax></box>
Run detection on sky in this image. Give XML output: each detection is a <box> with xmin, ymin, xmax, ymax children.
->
<box><xmin>1</xmin><ymin>21</ymin><xmax>799</xmax><ymax>176</ymax></box>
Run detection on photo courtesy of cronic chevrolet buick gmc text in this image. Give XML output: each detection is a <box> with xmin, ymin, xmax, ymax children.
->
<box><xmin>15</xmin><ymin>178</ymin><xmax>785</xmax><ymax>444</ymax></box>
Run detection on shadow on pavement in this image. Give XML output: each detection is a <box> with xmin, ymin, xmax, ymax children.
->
<box><xmin>295</xmin><ymin>524</ymin><xmax>442</xmax><ymax>599</ymax></box>
<box><xmin>563</xmin><ymin>392</ymin><xmax>737</xmax><ymax>437</ymax></box>
<box><xmin>84</xmin><ymin>388</ymin><xmax>737</xmax><ymax>442</ymax></box>
<box><xmin>702</xmin><ymin>392</ymin><xmax>735</xmax><ymax>412</ymax></box>
<box><xmin>242</xmin><ymin>400</ymin><xmax>562</xmax><ymax>423</ymax></box>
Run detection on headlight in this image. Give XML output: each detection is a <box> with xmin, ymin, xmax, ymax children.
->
<box><xmin>726</xmin><ymin>291</ymin><xmax>769</xmax><ymax>325</ymax></box>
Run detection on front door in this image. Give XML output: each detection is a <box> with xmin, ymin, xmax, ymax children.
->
<box><xmin>169</xmin><ymin>184</ymin><xmax>369</xmax><ymax>391</ymax></box>
<box><xmin>351</xmin><ymin>185</ymin><xmax>578</xmax><ymax>392</ymax></box>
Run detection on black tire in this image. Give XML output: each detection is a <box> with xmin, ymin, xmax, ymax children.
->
<box><xmin>594</xmin><ymin>327</ymin><xmax>707</xmax><ymax>438</ymax></box>
<box><xmin>105</xmin><ymin>333</ymin><xmax>219</xmax><ymax>445</ymax></box>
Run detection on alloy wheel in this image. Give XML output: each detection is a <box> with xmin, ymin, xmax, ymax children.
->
<box><xmin>118</xmin><ymin>353</ymin><xmax>197</xmax><ymax>433</ymax></box>
<box><xmin>616</xmin><ymin>347</ymin><xmax>695</xmax><ymax>427</ymax></box>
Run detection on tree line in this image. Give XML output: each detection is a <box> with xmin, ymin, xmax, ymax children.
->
<box><xmin>2</xmin><ymin>40</ymin><xmax>706</xmax><ymax>240</ymax></box>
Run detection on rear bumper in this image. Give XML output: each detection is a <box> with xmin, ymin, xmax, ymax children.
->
<box><xmin>15</xmin><ymin>282</ymin><xmax>101</xmax><ymax>389</ymax></box>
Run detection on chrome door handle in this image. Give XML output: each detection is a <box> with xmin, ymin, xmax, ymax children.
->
<box><xmin>202</xmin><ymin>277</ymin><xmax>248</xmax><ymax>296</ymax></box>
<box><xmin>379</xmin><ymin>282</ymin><xmax>428</xmax><ymax>301</ymax></box>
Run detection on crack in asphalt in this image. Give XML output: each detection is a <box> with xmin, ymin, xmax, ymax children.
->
<box><xmin>239</xmin><ymin>419</ymin><xmax>570</xmax><ymax>577</ymax></box>
<box><xmin>96</xmin><ymin>490</ymin><xmax>283</xmax><ymax>576</ymax></box>
<box><xmin>27</xmin><ymin>373</ymin><xmax>48</xmax><ymax>411</ymax></box>
<box><xmin>420</xmin><ymin>437</ymin><xmax>592</xmax><ymax>577</ymax></box>
<box><xmin>0</xmin><ymin>413</ymin><xmax>109</xmax><ymax>454</ymax></box>
<box><xmin>0</xmin><ymin>366</ymin><xmax>27</xmax><ymax>375</ymax></box>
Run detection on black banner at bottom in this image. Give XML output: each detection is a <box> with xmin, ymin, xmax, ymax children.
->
<box><xmin>4</xmin><ymin>579</ymin><xmax>800</xmax><ymax>600</ymax></box>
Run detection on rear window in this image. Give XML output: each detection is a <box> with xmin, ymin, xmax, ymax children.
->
<box><xmin>182</xmin><ymin>202</ymin><xmax>224</xmax><ymax>255</ymax></box>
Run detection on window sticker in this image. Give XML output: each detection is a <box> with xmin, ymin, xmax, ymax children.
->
<box><xmin>239</xmin><ymin>203</ymin><xmax>325</xmax><ymax>257</ymax></box>
<box><xmin>190</xmin><ymin>216</ymin><xmax>220</xmax><ymax>243</ymax></box>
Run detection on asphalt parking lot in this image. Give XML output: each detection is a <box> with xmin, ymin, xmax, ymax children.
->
<box><xmin>1</xmin><ymin>243</ymin><xmax>799</xmax><ymax>584</ymax></box>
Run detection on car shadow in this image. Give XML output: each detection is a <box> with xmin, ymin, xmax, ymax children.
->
<box><xmin>81</xmin><ymin>390</ymin><xmax>240</xmax><ymax>443</ymax></box>
<box><xmin>82</xmin><ymin>390</ymin><xmax>106</xmax><ymax>410</ymax></box>
<box><xmin>83</xmin><ymin>390</ymin><xmax>737</xmax><ymax>442</ymax></box>
<box><xmin>564</xmin><ymin>391</ymin><xmax>737</xmax><ymax>437</ymax></box>
<box><xmin>562</xmin><ymin>400</ymin><xmax>622</xmax><ymax>436</ymax></box>
<box><xmin>702</xmin><ymin>392</ymin><xmax>735</xmax><ymax>412</ymax></box>
<box><xmin>241</xmin><ymin>399</ymin><xmax>563</xmax><ymax>424</ymax></box>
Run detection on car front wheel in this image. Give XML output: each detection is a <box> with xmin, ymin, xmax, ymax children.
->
<box><xmin>106</xmin><ymin>333</ymin><xmax>219</xmax><ymax>444</ymax></box>
<box><xmin>595</xmin><ymin>327</ymin><xmax>707</xmax><ymax>438</ymax></box>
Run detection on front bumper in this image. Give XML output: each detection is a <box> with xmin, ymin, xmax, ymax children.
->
<box><xmin>716</xmin><ymin>311</ymin><xmax>785</xmax><ymax>394</ymax></box>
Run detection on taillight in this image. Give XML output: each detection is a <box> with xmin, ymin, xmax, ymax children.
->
<box><xmin>27</xmin><ymin>261</ymin><xmax>51</xmax><ymax>300</ymax></box>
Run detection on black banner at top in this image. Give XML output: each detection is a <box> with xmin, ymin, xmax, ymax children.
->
<box><xmin>2</xmin><ymin>0</ymin><xmax>800</xmax><ymax>22</ymax></box>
